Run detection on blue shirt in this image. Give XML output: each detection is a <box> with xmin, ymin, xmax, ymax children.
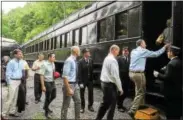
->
<box><xmin>62</xmin><ymin>55</ymin><xmax>77</xmax><ymax>82</ymax></box>
<box><xmin>6</xmin><ymin>58</ymin><xmax>24</xmax><ymax>84</ymax></box>
<box><xmin>129</xmin><ymin>46</ymin><xmax>165</xmax><ymax>71</ymax></box>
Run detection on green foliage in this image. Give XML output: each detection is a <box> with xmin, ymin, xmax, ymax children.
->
<box><xmin>2</xmin><ymin>1</ymin><xmax>90</xmax><ymax>44</ymax></box>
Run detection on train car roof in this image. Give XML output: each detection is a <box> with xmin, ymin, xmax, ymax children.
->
<box><xmin>21</xmin><ymin>1</ymin><xmax>114</xmax><ymax>47</ymax></box>
<box><xmin>1</xmin><ymin>37</ymin><xmax>20</xmax><ymax>51</ymax></box>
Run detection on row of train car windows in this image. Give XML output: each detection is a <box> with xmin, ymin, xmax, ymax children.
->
<box><xmin>25</xmin><ymin>7</ymin><xmax>139</xmax><ymax>53</ymax></box>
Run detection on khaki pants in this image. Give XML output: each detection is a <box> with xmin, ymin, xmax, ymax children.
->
<box><xmin>61</xmin><ymin>84</ymin><xmax>81</xmax><ymax>119</ymax></box>
<box><xmin>129</xmin><ymin>72</ymin><xmax>146</xmax><ymax>113</ymax></box>
<box><xmin>2</xmin><ymin>80</ymin><xmax>21</xmax><ymax>116</ymax></box>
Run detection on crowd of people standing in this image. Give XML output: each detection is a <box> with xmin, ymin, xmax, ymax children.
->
<box><xmin>1</xmin><ymin>38</ymin><xmax>182</xmax><ymax>120</ymax></box>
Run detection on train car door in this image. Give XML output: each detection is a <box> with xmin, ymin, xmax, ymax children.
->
<box><xmin>172</xmin><ymin>1</ymin><xmax>182</xmax><ymax>59</ymax></box>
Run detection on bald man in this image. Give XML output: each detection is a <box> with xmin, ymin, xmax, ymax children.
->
<box><xmin>61</xmin><ymin>46</ymin><xmax>81</xmax><ymax>119</ymax></box>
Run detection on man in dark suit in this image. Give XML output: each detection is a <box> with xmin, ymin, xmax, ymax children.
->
<box><xmin>78</xmin><ymin>48</ymin><xmax>94</xmax><ymax>113</ymax></box>
<box><xmin>154</xmin><ymin>45</ymin><xmax>182</xmax><ymax>119</ymax></box>
<box><xmin>116</xmin><ymin>47</ymin><xmax>130</xmax><ymax>112</ymax></box>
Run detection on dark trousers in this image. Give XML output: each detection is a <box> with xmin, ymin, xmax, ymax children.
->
<box><xmin>17</xmin><ymin>80</ymin><xmax>26</xmax><ymax>112</ymax></box>
<box><xmin>34</xmin><ymin>73</ymin><xmax>42</xmax><ymax>101</ymax></box>
<box><xmin>117</xmin><ymin>74</ymin><xmax>129</xmax><ymax>108</ymax></box>
<box><xmin>166</xmin><ymin>97</ymin><xmax>182</xmax><ymax>119</ymax></box>
<box><xmin>44</xmin><ymin>81</ymin><xmax>56</xmax><ymax>112</ymax></box>
<box><xmin>80</xmin><ymin>82</ymin><xmax>93</xmax><ymax>109</ymax></box>
<box><xmin>23</xmin><ymin>80</ymin><xmax>27</xmax><ymax>103</ymax></box>
<box><xmin>96</xmin><ymin>82</ymin><xmax>117</xmax><ymax>120</ymax></box>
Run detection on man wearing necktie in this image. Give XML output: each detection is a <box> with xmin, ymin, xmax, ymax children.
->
<box><xmin>116</xmin><ymin>47</ymin><xmax>130</xmax><ymax>112</ymax></box>
<box><xmin>78</xmin><ymin>48</ymin><xmax>94</xmax><ymax>113</ymax></box>
<box><xmin>153</xmin><ymin>46</ymin><xmax>182</xmax><ymax>119</ymax></box>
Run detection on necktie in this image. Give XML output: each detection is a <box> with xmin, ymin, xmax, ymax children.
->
<box><xmin>126</xmin><ymin>57</ymin><xmax>128</xmax><ymax>63</ymax></box>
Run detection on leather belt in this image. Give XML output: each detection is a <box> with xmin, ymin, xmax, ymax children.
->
<box><xmin>69</xmin><ymin>82</ymin><xmax>77</xmax><ymax>84</ymax></box>
<box><xmin>10</xmin><ymin>78</ymin><xmax>21</xmax><ymax>80</ymax></box>
<box><xmin>130</xmin><ymin>70</ymin><xmax>144</xmax><ymax>73</ymax></box>
<box><xmin>35</xmin><ymin>73</ymin><xmax>41</xmax><ymax>75</ymax></box>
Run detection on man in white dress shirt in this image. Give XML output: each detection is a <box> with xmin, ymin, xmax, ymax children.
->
<box><xmin>96</xmin><ymin>44</ymin><xmax>123</xmax><ymax>120</ymax></box>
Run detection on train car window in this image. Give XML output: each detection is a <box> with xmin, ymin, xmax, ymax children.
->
<box><xmin>106</xmin><ymin>16</ymin><xmax>115</xmax><ymax>41</ymax></box>
<box><xmin>98</xmin><ymin>19</ymin><xmax>107</xmax><ymax>42</ymax></box>
<box><xmin>39</xmin><ymin>42</ymin><xmax>41</xmax><ymax>51</ymax></box>
<box><xmin>81</xmin><ymin>26</ymin><xmax>87</xmax><ymax>45</ymax></box>
<box><xmin>44</xmin><ymin>40</ymin><xmax>46</xmax><ymax>51</ymax></box>
<box><xmin>73</xmin><ymin>29</ymin><xmax>80</xmax><ymax>45</ymax></box>
<box><xmin>47</xmin><ymin>39</ymin><xmax>50</xmax><ymax>50</ymax></box>
<box><xmin>60</xmin><ymin>35</ymin><xmax>62</xmax><ymax>48</ymax></box>
<box><xmin>116</xmin><ymin>11</ymin><xmax>128</xmax><ymax>38</ymax></box>
<box><xmin>64</xmin><ymin>33</ymin><xmax>67</xmax><ymax>47</ymax></box>
<box><xmin>31</xmin><ymin>46</ymin><xmax>33</xmax><ymax>53</ymax></box>
<box><xmin>88</xmin><ymin>22</ymin><xmax>97</xmax><ymax>44</ymax></box>
<box><xmin>128</xmin><ymin>7</ymin><xmax>140</xmax><ymax>37</ymax></box>
<box><xmin>67</xmin><ymin>32</ymin><xmax>71</xmax><ymax>47</ymax></box>
<box><xmin>62</xmin><ymin>34</ymin><xmax>66</xmax><ymax>47</ymax></box>
<box><xmin>70</xmin><ymin>31</ymin><xmax>73</xmax><ymax>46</ymax></box>
<box><xmin>51</xmin><ymin>38</ymin><xmax>54</xmax><ymax>50</ymax></box>
<box><xmin>36</xmin><ymin>44</ymin><xmax>39</xmax><ymax>52</ymax></box>
<box><xmin>41</xmin><ymin>42</ymin><xmax>43</xmax><ymax>51</ymax></box>
<box><xmin>54</xmin><ymin>37</ymin><xmax>57</xmax><ymax>49</ymax></box>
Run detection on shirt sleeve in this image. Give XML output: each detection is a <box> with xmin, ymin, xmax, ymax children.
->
<box><xmin>24</xmin><ymin>61</ymin><xmax>30</xmax><ymax>70</ymax></box>
<box><xmin>6</xmin><ymin>61</ymin><xmax>13</xmax><ymax>84</ymax></box>
<box><xmin>39</xmin><ymin>63</ymin><xmax>46</xmax><ymax>76</ymax></box>
<box><xmin>158</xmin><ymin>63</ymin><xmax>172</xmax><ymax>81</ymax></box>
<box><xmin>110</xmin><ymin>60</ymin><xmax>122</xmax><ymax>92</ymax></box>
<box><xmin>62</xmin><ymin>60</ymin><xmax>71</xmax><ymax>79</ymax></box>
<box><xmin>32</xmin><ymin>61</ymin><xmax>36</xmax><ymax>69</ymax></box>
<box><xmin>141</xmin><ymin>47</ymin><xmax>165</xmax><ymax>58</ymax></box>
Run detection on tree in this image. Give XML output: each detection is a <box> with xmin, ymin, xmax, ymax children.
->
<box><xmin>2</xmin><ymin>1</ymin><xmax>90</xmax><ymax>43</ymax></box>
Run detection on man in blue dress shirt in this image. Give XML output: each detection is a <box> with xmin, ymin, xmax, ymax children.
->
<box><xmin>61</xmin><ymin>46</ymin><xmax>81</xmax><ymax>119</ymax></box>
<box><xmin>127</xmin><ymin>39</ymin><xmax>169</xmax><ymax>118</ymax></box>
<box><xmin>2</xmin><ymin>49</ymin><xmax>24</xmax><ymax>119</ymax></box>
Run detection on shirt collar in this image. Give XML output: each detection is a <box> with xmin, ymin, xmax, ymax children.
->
<box><xmin>14</xmin><ymin>58</ymin><xmax>21</xmax><ymax>62</ymax></box>
<box><xmin>171</xmin><ymin>56</ymin><xmax>178</xmax><ymax>60</ymax></box>
<box><xmin>84</xmin><ymin>57</ymin><xmax>89</xmax><ymax>60</ymax></box>
<box><xmin>70</xmin><ymin>55</ymin><xmax>76</xmax><ymax>60</ymax></box>
<box><xmin>47</xmin><ymin>60</ymin><xmax>53</xmax><ymax>64</ymax></box>
<box><xmin>137</xmin><ymin>46</ymin><xmax>144</xmax><ymax>50</ymax></box>
<box><xmin>108</xmin><ymin>53</ymin><xmax>115</xmax><ymax>58</ymax></box>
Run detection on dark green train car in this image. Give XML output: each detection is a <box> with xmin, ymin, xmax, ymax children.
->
<box><xmin>21</xmin><ymin>1</ymin><xmax>182</xmax><ymax>110</ymax></box>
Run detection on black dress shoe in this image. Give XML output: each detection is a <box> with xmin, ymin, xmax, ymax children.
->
<box><xmin>48</xmin><ymin>108</ymin><xmax>53</xmax><ymax>113</ymax></box>
<box><xmin>118</xmin><ymin>106</ymin><xmax>126</xmax><ymax>112</ymax></box>
<box><xmin>43</xmin><ymin>107</ymin><xmax>53</xmax><ymax>113</ymax></box>
<box><xmin>45</xmin><ymin>111</ymin><xmax>51</xmax><ymax>119</ymax></box>
<box><xmin>9</xmin><ymin>113</ymin><xmax>20</xmax><ymax>117</ymax></box>
<box><xmin>80</xmin><ymin>109</ymin><xmax>85</xmax><ymax>113</ymax></box>
<box><xmin>88</xmin><ymin>106</ymin><xmax>94</xmax><ymax>112</ymax></box>
<box><xmin>35</xmin><ymin>100</ymin><xmax>39</xmax><ymax>104</ymax></box>
<box><xmin>118</xmin><ymin>108</ymin><xmax>125</xmax><ymax>112</ymax></box>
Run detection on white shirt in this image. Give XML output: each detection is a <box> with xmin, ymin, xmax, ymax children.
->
<box><xmin>100</xmin><ymin>54</ymin><xmax>122</xmax><ymax>91</ymax></box>
<box><xmin>171</xmin><ymin>56</ymin><xmax>178</xmax><ymax>60</ymax></box>
<box><xmin>32</xmin><ymin>60</ymin><xmax>45</xmax><ymax>74</ymax></box>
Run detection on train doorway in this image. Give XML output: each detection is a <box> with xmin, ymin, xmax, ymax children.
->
<box><xmin>142</xmin><ymin>1</ymin><xmax>172</xmax><ymax>111</ymax></box>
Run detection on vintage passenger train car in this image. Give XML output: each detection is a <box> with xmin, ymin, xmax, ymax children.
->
<box><xmin>21</xmin><ymin>1</ymin><xmax>182</xmax><ymax>108</ymax></box>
